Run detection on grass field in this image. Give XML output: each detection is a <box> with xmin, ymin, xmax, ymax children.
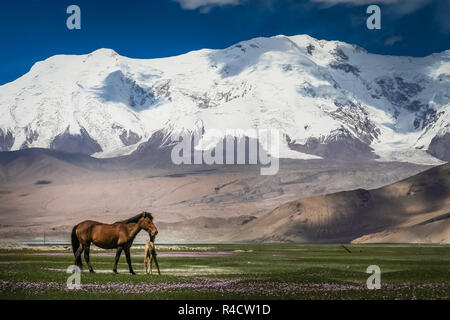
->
<box><xmin>0</xmin><ymin>243</ymin><xmax>449</xmax><ymax>299</ymax></box>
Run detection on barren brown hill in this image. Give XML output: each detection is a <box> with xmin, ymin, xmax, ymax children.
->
<box><xmin>236</xmin><ymin>163</ymin><xmax>450</xmax><ymax>243</ymax></box>
<box><xmin>0</xmin><ymin>148</ymin><xmax>434</xmax><ymax>242</ymax></box>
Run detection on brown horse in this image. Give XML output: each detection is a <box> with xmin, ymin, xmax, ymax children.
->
<box><xmin>71</xmin><ymin>211</ymin><xmax>158</xmax><ymax>274</ymax></box>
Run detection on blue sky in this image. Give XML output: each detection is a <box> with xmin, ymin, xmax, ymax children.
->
<box><xmin>0</xmin><ymin>0</ymin><xmax>448</xmax><ymax>85</ymax></box>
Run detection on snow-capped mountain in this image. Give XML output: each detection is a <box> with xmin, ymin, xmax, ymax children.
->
<box><xmin>0</xmin><ymin>34</ymin><xmax>449</xmax><ymax>163</ymax></box>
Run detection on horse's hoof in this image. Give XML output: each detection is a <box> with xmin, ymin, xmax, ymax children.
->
<box><xmin>89</xmin><ymin>269</ymin><xmax>95</xmax><ymax>274</ymax></box>
<box><xmin>130</xmin><ymin>271</ymin><xmax>136</xmax><ymax>275</ymax></box>
<box><xmin>113</xmin><ymin>270</ymin><xmax>118</xmax><ymax>274</ymax></box>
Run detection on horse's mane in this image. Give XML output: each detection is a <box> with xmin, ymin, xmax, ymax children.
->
<box><xmin>117</xmin><ymin>212</ymin><xmax>153</xmax><ymax>224</ymax></box>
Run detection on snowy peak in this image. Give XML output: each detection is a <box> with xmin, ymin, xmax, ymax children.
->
<box><xmin>0</xmin><ymin>34</ymin><xmax>448</xmax><ymax>164</ymax></box>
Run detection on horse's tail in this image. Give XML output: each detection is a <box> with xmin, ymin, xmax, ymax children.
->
<box><xmin>71</xmin><ymin>225</ymin><xmax>82</xmax><ymax>268</ymax></box>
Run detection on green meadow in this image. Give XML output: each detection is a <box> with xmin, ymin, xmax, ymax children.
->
<box><xmin>0</xmin><ymin>243</ymin><xmax>449</xmax><ymax>299</ymax></box>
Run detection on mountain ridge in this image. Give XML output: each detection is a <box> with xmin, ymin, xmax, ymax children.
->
<box><xmin>0</xmin><ymin>34</ymin><xmax>448</xmax><ymax>164</ymax></box>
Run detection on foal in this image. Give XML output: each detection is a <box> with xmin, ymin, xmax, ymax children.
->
<box><xmin>144</xmin><ymin>236</ymin><xmax>161</xmax><ymax>275</ymax></box>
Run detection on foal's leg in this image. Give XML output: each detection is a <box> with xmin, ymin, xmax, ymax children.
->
<box><xmin>124</xmin><ymin>247</ymin><xmax>136</xmax><ymax>275</ymax></box>
<box><xmin>149</xmin><ymin>243</ymin><xmax>156</xmax><ymax>275</ymax></box>
<box><xmin>144</xmin><ymin>255</ymin><xmax>148</xmax><ymax>274</ymax></box>
<box><xmin>83</xmin><ymin>242</ymin><xmax>95</xmax><ymax>273</ymax></box>
<box><xmin>113</xmin><ymin>246</ymin><xmax>123</xmax><ymax>274</ymax></box>
<box><xmin>144</xmin><ymin>245</ymin><xmax>150</xmax><ymax>274</ymax></box>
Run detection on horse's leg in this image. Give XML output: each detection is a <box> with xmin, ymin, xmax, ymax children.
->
<box><xmin>113</xmin><ymin>246</ymin><xmax>123</xmax><ymax>274</ymax></box>
<box><xmin>152</xmin><ymin>249</ymin><xmax>161</xmax><ymax>275</ymax></box>
<box><xmin>149</xmin><ymin>252</ymin><xmax>153</xmax><ymax>275</ymax></box>
<box><xmin>144</xmin><ymin>255</ymin><xmax>147</xmax><ymax>274</ymax></box>
<box><xmin>124</xmin><ymin>247</ymin><xmax>136</xmax><ymax>275</ymax></box>
<box><xmin>74</xmin><ymin>246</ymin><xmax>84</xmax><ymax>269</ymax></box>
<box><xmin>83</xmin><ymin>242</ymin><xmax>95</xmax><ymax>273</ymax></box>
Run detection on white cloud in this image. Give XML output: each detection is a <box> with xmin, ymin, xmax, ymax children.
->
<box><xmin>384</xmin><ymin>35</ymin><xmax>403</xmax><ymax>46</ymax></box>
<box><xmin>310</xmin><ymin>0</ymin><xmax>432</xmax><ymax>14</ymax></box>
<box><xmin>310</xmin><ymin>0</ymin><xmax>397</xmax><ymax>6</ymax></box>
<box><xmin>174</xmin><ymin>0</ymin><xmax>242</xmax><ymax>11</ymax></box>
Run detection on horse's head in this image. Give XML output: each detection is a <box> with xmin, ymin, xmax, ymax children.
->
<box><xmin>139</xmin><ymin>211</ymin><xmax>158</xmax><ymax>237</ymax></box>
